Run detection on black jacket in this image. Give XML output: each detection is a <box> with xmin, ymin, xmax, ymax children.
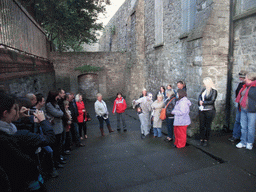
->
<box><xmin>69</xmin><ymin>99</ymin><xmax>78</xmax><ymax>123</ymax></box>
<box><xmin>198</xmin><ymin>88</ymin><xmax>217</xmax><ymax>110</ymax></box>
<box><xmin>165</xmin><ymin>96</ymin><xmax>176</xmax><ymax>118</ymax></box>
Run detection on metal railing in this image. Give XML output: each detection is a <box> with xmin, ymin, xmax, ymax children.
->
<box><xmin>235</xmin><ymin>0</ymin><xmax>256</xmax><ymax>16</ymax></box>
<box><xmin>0</xmin><ymin>0</ymin><xmax>49</xmax><ymax>59</ymax></box>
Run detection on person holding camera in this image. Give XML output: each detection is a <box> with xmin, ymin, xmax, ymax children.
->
<box><xmin>94</xmin><ymin>93</ymin><xmax>114</xmax><ymax>136</ymax></box>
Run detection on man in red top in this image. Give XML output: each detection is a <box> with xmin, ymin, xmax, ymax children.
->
<box><xmin>113</xmin><ymin>93</ymin><xmax>127</xmax><ymax>132</ymax></box>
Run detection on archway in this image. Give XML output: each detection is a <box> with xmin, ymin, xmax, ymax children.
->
<box><xmin>78</xmin><ymin>73</ymin><xmax>99</xmax><ymax>100</ymax></box>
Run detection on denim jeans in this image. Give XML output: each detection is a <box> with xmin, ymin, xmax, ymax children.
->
<box><xmin>153</xmin><ymin>128</ymin><xmax>162</xmax><ymax>137</ymax></box>
<box><xmin>166</xmin><ymin>118</ymin><xmax>174</xmax><ymax>139</ymax></box>
<box><xmin>70</xmin><ymin>122</ymin><xmax>81</xmax><ymax>144</ymax></box>
<box><xmin>116</xmin><ymin>113</ymin><xmax>126</xmax><ymax>129</ymax></box>
<box><xmin>240</xmin><ymin>108</ymin><xmax>256</xmax><ymax>144</ymax></box>
<box><xmin>97</xmin><ymin>116</ymin><xmax>110</xmax><ymax>128</ymax></box>
<box><xmin>232</xmin><ymin>108</ymin><xmax>241</xmax><ymax>139</ymax></box>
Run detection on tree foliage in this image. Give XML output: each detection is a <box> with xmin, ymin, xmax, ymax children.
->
<box><xmin>19</xmin><ymin>0</ymin><xmax>110</xmax><ymax>52</ymax></box>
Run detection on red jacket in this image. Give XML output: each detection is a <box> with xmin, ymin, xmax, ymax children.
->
<box><xmin>112</xmin><ymin>97</ymin><xmax>127</xmax><ymax>114</ymax></box>
<box><xmin>76</xmin><ymin>101</ymin><xmax>87</xmax><ymax>123</ymax></box>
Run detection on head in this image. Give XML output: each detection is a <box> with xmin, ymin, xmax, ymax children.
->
<box><xmin>245</xmin><ymin>72</ymin><xmax>256</xmax><ymax>84</ymax></box>
<box><xmin>35</xmin><ymin>93</ymin><xmax>45</xmax><ymax>109</ymax></box>
<box><xmin>75</xmin><ymin>94</ymin><xmax>83</xmax><ymax>102</ymax></box>
<box><xmin>157</xmin><ymin>94</ymin><xmax>163</xmax><ymax>102</ymax></box>
<box><xmin>97</xmin><ymin>93</ymin><xmax>102</xmax><ymax>101</ymax></box>
<box><xmin>147</xmin><ymin>93</ymin><xmax>153</xmax><ymax>101</ymax></box>
<box><xmin>160</xmin><ymin>86</ymin><xmax>165</xmax><ymax>93</ymax></box>
<box><xmin>238</xmin><ymin>70</ymin><xmax>247</xmax><ymax>82</ymax></box>
<box><xmin>142</xmin><ymin>89</ymin><xmax>147</xmax><ymax>96</ymax></box>
<box><xmin>65</xmin><ymin>93</ymin><xmax>72</xmax><ymax>102</ymax></box>
<box><xmin>167</xmin><ymin>85</ymin><xmax>172</xmax><ymax>90</ymax></box>
<box><xmin>58</xmin><ymin>88</ymin><xmax>65</xmax><ymax>99</ymax></box>
<box><xmin>64</xmin><ymin>100</ymin><xmax>69</xmax><ymax>109</ymax></box>
<box><xmin>177</xmin><ymin>81</ymin><xmax>185</xmax><ymax>90</ymax></box>
<box><xmin>26</xmin><ymin>93</ymin><xmax>37</xmax><ymax>107</ymax></box>
<box><xmin>0</xmin><ymin>92</ymin><xmax>19</xmax><ymax>123</ymax></box>
<box><xmin>70</xmin><ymin>92</ymin><xmax>75</xmax><ymax>100</ymax></box>
<box><xmin>46</xmin><ymin>90</ymin><xmax>59</xmax><ymax>105</ymax></box>
<box><xmin>116</xmin><ymin>92</ymin><xmax>122</xmax><ymax>98</ymax></box>
<box><xmin>177</xmin><ymin>89</ymin><xmax>187</xmax><ymax>100</ymax></box>
<box><xmin>203</xmin><ymin>77</ymin><xmax>215</xmax><ymax>90</ymax></box>
<box><xmin>166</xmin><ymin>89</ymin><xmax>175</xmax><ymax>98</ymax></box>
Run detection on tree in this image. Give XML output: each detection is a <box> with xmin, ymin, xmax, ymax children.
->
<box><xmin>19</xmin><ymin>0</ymin><xmax>110</xmax><ymax>52</ymax></box>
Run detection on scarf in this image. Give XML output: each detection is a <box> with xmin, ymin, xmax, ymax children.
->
<box><xmin>235</xmin><ymin>80</ymin><xmax>256</xmax><ymax>108</ymax></box>
<box><xmin>0</xmin><ymin>120</ymin><xmax>17</xmax><ymax>135</ymax></box>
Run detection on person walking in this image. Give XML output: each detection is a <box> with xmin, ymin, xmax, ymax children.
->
<box><xmin>198</xmin><ymin>77</ymin><xmax>218</xmax><ymax>147</ymax></box>
<box><xmin>151</xmin><ymin>94</ymin><xmax>165</xmax><ymax>138</ymax></box>
<box><xmin>171</xmin><ymin>89</ymin><xmax>191</xmax><ymax>148</ymax></box>
<box><xmin>235</xmin><ymin>72</ymin><xmax>256</xmax><ymax>150</ymax></box>
<box><xmin>112</xmin><ymin>93</ymin><xmax>127</xmax><ymax>132</ymax></box>
<box><xmin>95</xmin><ymin>93</ymin><xmax>114</xmax><ymax>136</ymax></box>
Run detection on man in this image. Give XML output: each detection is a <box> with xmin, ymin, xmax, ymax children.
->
<box><xmin>229</xmin><ymin>70</ymin><xmax>247</xmax><ymax>142</ymax></box>
<box><xmin>177</xmin><ymin>81</ymin><xmax>186</xmax><ymax>92</ymax></box>
<box><xmin>26</xmin><ymin>93</ymin><xmax>37</xmax><ymax>107</ymax></box>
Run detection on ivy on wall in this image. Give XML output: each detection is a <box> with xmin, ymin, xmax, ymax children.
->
<box><xmin>74</xmin><ymin>65</ymin><xmax>103</xmax><ymax>73</ymax></box>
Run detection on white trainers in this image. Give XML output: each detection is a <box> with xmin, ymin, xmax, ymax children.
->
<box><xmin>246</xmin><ymin>143</ymin><xmax>253</xmax><ymax>150</ymax></box>
<box><xmin>236</xmin><ymin>142</ymin><xmax>246</xmax><ymax>148</ymax></box>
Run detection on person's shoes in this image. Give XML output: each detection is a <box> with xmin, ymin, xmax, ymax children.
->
<box><xmin>246</xmin><ymin>143</ymin><xmax>253</xmax><ymax>150</ymax></box>
<box><xmin>76</xmin><ymin>143</ymin><xmax>85</xmax><ymax>147</ymax></box>
<box><xmin>197</xmin><ymin>140</ymin><xmax>204</xmax><ymax>146</ymax></box>
<box><xmin>64</xmin><ymin>150</ymin><xmax>71</xmax><ymax>155</ymax></box>
<box><xmin>84</xmin><ymin>135</ymin><xmax>87</xmax><ymax>139</ymax></box>
<box><xmin>56</xmin><ymin>164</ymin><xmax>64</xmax><ymax>168</ymax></box>
<box><xmin>60</xmin><ymin>156</ymin><xmax>66</xmax><ymax>161</ymax></box>
<box><xmin>117</xmin><ymin>128</ymin><xmax>121</xmax><ymax>131</ymax></box>
<box><xmin>123</xmin><ymin>128</ymin><xmax>127</xmax><ymax>132</ymax></box>
<box><xmin>50</xmin><ymin>169</ymin><xmax>59</xmax><ymax>178</ymax></box>
<box><xmin>141</xmin><ymin>134</ymin><xmax>145</xmax><ymax>139</ymax></box>
<box><xmin>80</xmin><ymin>137</ymin><xmax>84</xmax><ymax>140</ymax></box>
<box><xmin>153</xmin><ymin>136</ymin><xmax>156</xmax><ymax>138</ymax></box>
<box><xmin>164</xmin><ymin>137</ymin><xmax>173</xmax><ymax>142</ymax></box>
<box><xmin>228</xmin><ymin>136</ymin><xmax>239</xmax><ymax>142</ymax></box>
<box><xmin>236</xmin><ymin>142</ymin><xmax>246</xmax><ymax>148</ymax></box>
<box><xmin>203</xmin><ymin>140</ymin><xmax>208</xmax><ymax>147</ymax></box>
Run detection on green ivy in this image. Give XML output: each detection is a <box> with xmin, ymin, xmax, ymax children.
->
<box><xmin>74</xmin><ymin>65</ymin><xmax>103</xmax><ymax>73</ymax></box>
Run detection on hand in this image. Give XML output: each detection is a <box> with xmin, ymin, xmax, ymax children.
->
<box><xmin>199</xmin><ymin>101</ymin><xmax>203</xmax><ymax>106</ymax></box>
<box><xmin>82</xmin><ymin>110</ymin><xmax>86</xmax><ymax>112</ymax></box>
<box><xmin>19</xmin><ymin>107</ymin><xmax>30</xmax><ymax>118</ymax></box>
<box><xmin>33</xmin><ymin>110</ymin><xmax>45</xmax><ymax>123</ymax></box>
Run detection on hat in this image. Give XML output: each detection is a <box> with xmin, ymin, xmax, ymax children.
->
<box><xmin>238</xmin><ymin>70</ymin><xmax>247</xmax><ymax>78</ymax></box>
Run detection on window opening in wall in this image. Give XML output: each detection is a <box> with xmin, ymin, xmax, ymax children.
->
<box><xmin>181</xmin><ymin>0</ymin><xmax>197</xmax><ymax>35</ymax></box>
<box><xmin>235</xmin><ymin>0</ymin><xmax>256</xmax><ymax>16</ymax></box>
<box><xmin>154</xmin><ymin>0</ymin><xmax>164</xmax><ymax>47</ymax></box>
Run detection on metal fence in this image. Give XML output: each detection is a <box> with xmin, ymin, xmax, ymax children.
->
<box><xmin>0</xmin><ymin>0</ymin><xmax>49</xmax><ymax>59</ymax></box>
<box><xmin>235</xmin><ymin>0</ymin><xmax>256</xmax><ymax>16</ymax></box>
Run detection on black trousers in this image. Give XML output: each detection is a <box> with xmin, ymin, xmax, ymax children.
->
<box><xmin>199</xmin><ymin>110</ymin><xmax>216</xmax><ymax>140</ymax></box>
<box><xmin>78</xmin><ymin>122</ymin><xmax>87</xmax><ymax>137</ymax></box>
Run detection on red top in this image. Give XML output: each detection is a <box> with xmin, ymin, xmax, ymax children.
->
<box><xmin>76</xmin><ymin>101</ymin><xmax>87</xmax><ymax>123</ymax></box>
<box><xmin>112</xmin><ymin>97</ymin><xmax>127</xmax><ymax>114</ymax></box>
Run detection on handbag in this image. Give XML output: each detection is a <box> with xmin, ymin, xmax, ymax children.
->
<box><xmin>160</xmin><ymin>98</ymin><xmax>175</xmax><ymax>120</ymax></box>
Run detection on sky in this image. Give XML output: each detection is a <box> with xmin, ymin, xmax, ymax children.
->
<box><xmin>98</xmin><ymin>0</ymin><xmax>126</xmax><ymax>26</ymax></box>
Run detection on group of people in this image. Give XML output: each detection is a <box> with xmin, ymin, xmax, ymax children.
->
<box><xmin>133</xmin><ymin>78</ymin><xmax>218</xmax><ymax>149</ymax></box>
<box><xmin>0</xmin><ymin>88</ymin><xmax>91</xmax><ymax>191</ymax></box>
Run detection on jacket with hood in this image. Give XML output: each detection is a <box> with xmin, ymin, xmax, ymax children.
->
<box><xmin>113</xmin><ymin>97</ymin><xmax>127</xmax><ymax>114</ymax></box>
<box><xmin>172</xmin><ymin>97</ymin><xmax>191</xmax><ymax>126</ymax></box>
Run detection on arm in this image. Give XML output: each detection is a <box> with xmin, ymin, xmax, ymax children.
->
<box><xmin>172</xmin><ymin>101</ymin><xmax>189</xmax><ymax>116</ymax></box>
<box><xmin>112</xmin><ymin>100</ymin><xmax>117</xmax><ymax>114</ymax></box>
<box><xmin>123</xmin><ymin>99</ymin><xmax>127</xmax><ymax>110</ymax></box>
<box><xmin>203</xmin><ymin>89</ymin><xmax>217</xmax><ymax>106</ymax></box>
<box><xmin>46</xmin><ymin>103</ymin><xmax>63</xmax><ymax>118</ymax></box>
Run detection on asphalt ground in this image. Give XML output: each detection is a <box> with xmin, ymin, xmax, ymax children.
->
<box><xmin>45</xmin><ymin>101</ymin><xmax>256</xmax><ymax>192</ymax></box>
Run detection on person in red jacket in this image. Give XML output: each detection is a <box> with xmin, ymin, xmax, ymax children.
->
<box><xmin>75</xmin><ymin>94</ymin><xmax>90</xmax><ymax>139</ymax></box>
<box><xmin>113</xmin><ymin>93</ymin><xmax>127</xmax><ymax>132</ymax></box>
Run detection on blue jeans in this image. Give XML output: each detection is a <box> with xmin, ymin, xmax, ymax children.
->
<box><xmin>240</xmin><ymin>108</ymin><xmax>256</xmax><ymax>144</ymax></box>
<box><xmin>232</xmin><ymin>108</ymin><xmax>241</xmax><ymax>139</ymax></box>
<box><xmin>166</xmin><ymin>118</ymin><xmax>174</xmax><ymax>139</ymax></box>
<box><xmin>153</xmin><ymin>128</ymin><xmax>162</xmax><ymax>137</ymax></box>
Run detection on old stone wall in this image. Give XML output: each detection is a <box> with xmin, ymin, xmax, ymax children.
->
<box><xmin>0</xmin><ymin>48</ymin><xmax>55</xmax><ymax>98</ymax></box>
<box><xmin>50</xmin><ymin>52</ymin><xmax>127</xmax><ymax>100</ymax></box>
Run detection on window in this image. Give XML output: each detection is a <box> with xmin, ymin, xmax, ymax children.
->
<box><xmin>182</xmin><ymin>0</ymin><xmax>196</xmax><ymax>35</ymax></box>
<box><xmin>155</xmin><ymin>0</ymin><xmax>163</xmax><ymax>46</ymax></box>
<box><xmin>235</xmin><ymin>0</ymin><xmax>256</xmax><ymax>16</ymax></box>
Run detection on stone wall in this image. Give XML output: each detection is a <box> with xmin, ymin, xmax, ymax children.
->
<box><xmin>50</xmin><ymin>52</ymin><xmax>127</xmax><ymax>100</ymax></box>
<box><xmin>0</xmin><ymin>48</ymin><xmax>55</xmax><ymax>98</ymax></box>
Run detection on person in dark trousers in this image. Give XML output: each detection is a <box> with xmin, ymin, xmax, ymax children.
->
<box><xmin>229</xmin><ymin>70</ymin><xmax>247</xmax><ymax>142</ymax></box>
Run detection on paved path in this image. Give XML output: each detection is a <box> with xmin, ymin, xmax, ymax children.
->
<box><xmin>45</xmin><ymin>101</ymin><xmax>256</xmax><ymax>192</ymax></box>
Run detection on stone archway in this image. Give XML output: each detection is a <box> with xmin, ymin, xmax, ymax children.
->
<box><xmin>78</xmin><ymin>73</ymin><xmax>99</xmax><ymax>100</ymax></box>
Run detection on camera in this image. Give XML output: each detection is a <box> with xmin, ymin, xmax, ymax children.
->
<box><xmin>28</xmin><ymin>108</ymin><xmax>37</xmax><ymax>116</ymax></box>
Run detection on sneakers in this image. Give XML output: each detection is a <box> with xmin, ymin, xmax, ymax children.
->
<box><xmin>246</xmin><ymin>143</ymin><xmax>253</xmax><ymax>150</ymax></box>
<box><xmin>228</xmin><ymin>136</ymin><xmax>240</xmax><ymax>142</ymax></box>
<box><xmin>236</xmin><ymin>142</ymin><xmax>246</xmax><ymax>148</ymax></box>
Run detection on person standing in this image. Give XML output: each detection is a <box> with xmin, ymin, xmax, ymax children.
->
<box><xmin>229</xmin><ymin>70</ymin><xmax>247</xmax><ymax>142</ymax></box>
<box><xmin>235</xmin><ymin>72</ymin><xmax>256</xmax><ymax>150</ymax></box>
<box><xmin>95</xmin><ymin>93</ymin><xmax>114</xmax><ymax>136</ymax></box>
<box><xmin>171</xmin><ymin>89</ymin><xmax>191</xmax><ymax>148</ymax></box>
<box><xmin>76</xmin><ymin>94</ymin><xmax>89</xmax><ymax>139</ymax></box>
<box><xmin>151</xmin><ymin>94</ymin><xmax>165</xmax><ymax>138</ymax></box>
<box><xmin>112</xmin><ymin>93</ymin><xmax>127</xmax><ymax>132</ymax></box>
<box><xmin>198</xmin><ymin>77</ymin><xmax>217</xmax><ymax>147</ymax></box>
<box><xmin>133</xmin><ymin>93</ymin><xmax>153</xmax><ymax>139</ymax></box>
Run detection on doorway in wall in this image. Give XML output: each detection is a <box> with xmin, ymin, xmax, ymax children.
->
<box><xmin>78</xmin><ymin>73</ymin><xmax>99</xmax><ymax>100</ymax></box>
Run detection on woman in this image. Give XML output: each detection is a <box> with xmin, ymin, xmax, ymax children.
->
<box><xmin>151</xmin><ymin>94</ymin><xmax>165</xmax><ymax>138</ymax></box>
<box><xmin>164</xmin><ymin>89</ymin><xmax>176</xmax><ymax>142</ymax></box>
<box><xmin>235</xmin><ymin>72</ymin><xmax>256</xmax><ymax>150</ymax></box>
<box><xmin>112</xmin><ymin>93</ymin><xmax>127</xmax><ymax>132</ymax></box>
<box><xmin>0</xmin><ymin>92</ymin><xmax>55</xmax><ymax>191</ymax></box>
<box><xmin>133</xmin><ymin>93</ymin><xmax>153</xmax><ymax>139</ymax></box>
<box><xmin>63</xmin><ymin>100</ymin><xmax>72</xmax><ymax>152</ymax></box>
<box><xmin>171</xmin><ymin>89</ymin><xmax>191</xmax><ymax>148</ymax></box>
<box><xmin>94</xmin><ymin>93</ymin><xmax>114</xmax><ymax>136</ymax></box>
<box><xmin>198</xmin><ymin>77</ymin><xmax>217</xmax><ymax>147</ymax></box>
<box><xmin>156</xmin><ymin>86</ymin><xmax>166</xmax><ymax>101</ymax></box>
<box><xmin>45</xmin><ymin>90</ymin><xmax>64</xmax><ymax>167</ymax></box>
<box><xmin>76</xmin><ymin>94</ymin><xmax>89</xmax><ymax>139</ymax></box>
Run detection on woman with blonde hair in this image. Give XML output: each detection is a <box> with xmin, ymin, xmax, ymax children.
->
<box><xmin>198</xmin><ymin>77</ymin><xmax>218</xmax><ymax>146</ymax></box>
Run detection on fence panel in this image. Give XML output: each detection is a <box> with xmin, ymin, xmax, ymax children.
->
<box><xmin>0</xmin><ymin>0</ymin><xmax>49</xmax><ymax>59</ymax></box>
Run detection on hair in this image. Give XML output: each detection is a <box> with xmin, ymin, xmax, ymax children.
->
<box><xmin>246</xmin><ymin>72</ymin><xmax>256</xmax><ymax>81</ymax></box>
<box><xmin>177</xmin><ymin>81</ymin><xmax>184</xmax><ymax>85</ymax></box>
<box><xmin>64</xmin><ymin>93</ymin><xmax>71</xmax><ymax>101</ymax></box>
<box><xmin>75</xmin><ymin>94</ymin><xmax>82</xmax><ymax>102</ymax></box>
<box><xmin>160</xmin><ymin>86</ymin><xmax>165</xmax><ymax>91</ymax></box>
<box><xmin>16</xmin><ymin>97</ymin><xmax>31</xmax><ymax>110</ymax></box>
<box><xmin>203</xmin><ymin>77</ymin><xmax>215</xmax><ymax>96</ymax></box>
<box><xmin>167</xmin><ymin>84</ymin><xmax>172</xmax><ymax>89</ymax></box>
<box><xmin>58</xmin><ymin>88</ymin><xmax>64</xmax><ymax>94</ymax></box>
<box><xmin>96</xmin><ymin>93</ymin><xmax>102</xmax><ymax>98</ymax></box>
<box><xmin>157</xmin><ymin>94</ymin><xmax>163</xmax><ymax>100</ymax></box>
<box><xmin>46</xmin><ymin>90</ymin><xmax>59</xmax><ymax>105</ymax></box>
<box><xmin>26</xmin><ymin>93</ymin><xmax>35</xmax><ymax>101</ymax></box>
<box><xmin>0</xmin><ymin>92</ymin><xmax>16</xmax><ymax>119</ymax></box>
<box><xmin>177</xmin><ymin>89</ymin><xmax>187</xmax><ymax>100</ymax></box>
<box><xmin>166</xmin><ymin>89</ymin><xmax>175</xmax><ymax>97</ymax></box>
<box><xmin>116</xmin><ymin>92</ymin><xmax>122</xmax><ymax>98</ymax></box>
<box><xmin>238</xmin><ymin>70</ymin><xmax>247</xmax><ymax>78</ymax></box>
<box><xmin>35</xmin><ymin>93</ymin><xmax>44</xmax><ymax>105</ymax></box>
<box><xmin>63</xmin><ymin>100</ymin><xmax>69</xmax><ymax>106</ymax></box>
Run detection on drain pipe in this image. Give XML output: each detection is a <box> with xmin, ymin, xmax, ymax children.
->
<box><xmin>225</xmin><ymin>0</ymin><xmax>235</xmax><ymax>131</ymax></box>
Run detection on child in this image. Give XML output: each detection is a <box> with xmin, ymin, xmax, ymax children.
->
<box><xmin>113</xmin><ymin>93</ymin><xmax>127</xmax><ymax>131</ymax></box>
